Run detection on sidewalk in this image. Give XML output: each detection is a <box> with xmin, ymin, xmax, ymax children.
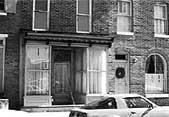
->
<box><xmin>29</xmin><ymin>111</ymin><xmax>70</xmax><ymax>117</ymax></box>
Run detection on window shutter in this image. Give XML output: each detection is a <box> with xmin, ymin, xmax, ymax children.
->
<box><xmin>5</xmin><ymin>0</ymin><xmax>17</xmax><ymax>13</ymax></box>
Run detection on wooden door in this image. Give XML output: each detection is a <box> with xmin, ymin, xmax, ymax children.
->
<box><xmin>114</xmin><ymin>61</ymin><xmax>129</xmax><ymax>94</ymax></box>
<box><xmin>52</xmin><ymin>63</ymin><xmax>71</xmax><ymax>104</ymax></box>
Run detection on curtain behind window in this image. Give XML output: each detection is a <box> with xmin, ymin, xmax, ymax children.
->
<box><xmin>75</xmin><ymin>47</ymin><xmax>107</xmax><ymax>94</ymax></box>
<box><xmin>25</xmin><ymin>46</ymin><xmax>50</xmax><ymax>95</ymax></box>
<box><xmin>88</xmin><ymin>48</ymin><xmax>106</xmax><ymax>94</ymax></box>
<box><xmin>154</xmin><ymin>5</ymin><xmax>167</xmax><ymax>34</ymax></box>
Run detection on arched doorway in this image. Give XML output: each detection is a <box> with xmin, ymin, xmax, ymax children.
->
<box><xmin>145</xmin><ymin>54</ymin><xmax>167</xmax><ymax>94</ymax></box>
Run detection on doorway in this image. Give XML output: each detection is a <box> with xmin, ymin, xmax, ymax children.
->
<box><xmin>51</xmin><ymin>49</ymin><xmax>73</xmax><ymax>105</ymax></box>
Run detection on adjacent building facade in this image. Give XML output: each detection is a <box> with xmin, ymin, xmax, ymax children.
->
<box><xmin>1</xmin><ymin>0</ymin><xmax>169</xmax><ymax>109</ymax></box>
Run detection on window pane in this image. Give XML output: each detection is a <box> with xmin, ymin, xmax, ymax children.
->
<box><xmin>26</xmin><ymin>71</ymin><xmax>49</xmax><ymax>95</ymax></box>
<box><xmin>78</xmin><ymin>0</ymin><xmax>89</xmax><ymax>14</ymax></box>
<box><xmin>78</xmin><ymin>15</ymin><xmax>90</xmax><ymax>32</ymax></box>
<box><xmin>34</xmin><ymin>12</ymin><xmax>48</xmax><ymax>29</ymax></box>
<box><xmin>0</xmin><ymin>48</ymin><xmax>4</xmax><ymax>93</ymax></box>
<box><xmin>35</xmin><ymin>0</ymin><xmax>48</xmax><ymax>11</ymax></box>
<box><xmin>118</xmin><ymin>1</ymin><xmax>130</xmax><ymax>15</ymax></box>
<box><xmin>75</xmin><ymin>48</ymin><xmax>87</xmax><ymax>93</ymax></box>
<box><xmin>26</xmin><ymin>46</ymin><xmax>50</xmax><ymax>95</ymax></box>
<box><xmin>145</xmin><ymin>74</ymin><xmax>164</xmax><ymax>93</ymax></box>
<box><xmin>88</xmin><ymin>48</ymin><xmax>106</xmax><ymax>94</ymax></box>
<box><xmin>118</xmin><ymin>2</ymin><xmax>123</xmax><ymax>13</ymax></box>
<box><xmin>162</xmin><ymin>6</ymin><xmax>166</xmax><ymax>19</ymax></box>
<box><xmin>117</xmin><ymin>16</ymin><xmax>131</xmax><ymax>32</ymax></box>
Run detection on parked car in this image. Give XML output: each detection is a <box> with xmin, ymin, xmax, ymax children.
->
<box><xmin>69</xmin><ymin>94</ymin><xmax>169</xmax><ymax>117</ymax></box>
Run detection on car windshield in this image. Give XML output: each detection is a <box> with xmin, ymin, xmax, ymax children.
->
<box><xmin>81</xmin><ymin>97</ymin><xmax>117</xmax><ymax>109</ymax></box>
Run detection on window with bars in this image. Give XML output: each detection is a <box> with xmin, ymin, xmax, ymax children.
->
<box><xmin>117</xmin><ymin>0</ymin><xmax>132</xmax><ymax>32</ymax></box>
<box><xmin>154</xmin><ymin>4</ymin><xmax>167</xmax><ymax>34</ymax></box>
<box><xmin>33</xmin><ymin>0</ymin><xmax>50</xmax><ymax>31</ymax></box>
<box><xmin>76</xmin><ymin>0</ymin><xmax>91</xmax><ymax>33</ymax></box>
<box><xmin>25</xmin><ymin>45</ymin><xmax>51</xmax><ymax>95</ymax></box>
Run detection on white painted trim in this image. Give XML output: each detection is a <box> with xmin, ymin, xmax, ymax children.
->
<box><xmin>86</xmin><ymin>48</ymin><xmax>89</xmax><ymax>94</ymax></box>
<box><xmin>0</xmin><ymin>36</ymin><xmax>6</xmax><ymax>93</ymax></box>
<box><xmin>154</xmin><ymin>34</ymin><xmax>169</xmax><ymax>38</ymax></box>
<box><xmin>0</xmin><ymin>34</ymin><xmax>8</xmax><ymax>38</ymax></box>
<box><xmin>76</xmin><ymin>0</ymin><xmax>92</xmax><ymax>33</ymax></box>
<box><xmin>32</xmin><ymin>0</ymin><xmax>50</xmax><ymax>31</ymax></box>
<box><xmin>117</xmin><ymin>31</ymin><xmax>134</xmax><ymax>35</ymax></box>
<box><xmin>0</xmin><ymin>12</ymin><xmax>7</xmax><ymax>16</ymax></box>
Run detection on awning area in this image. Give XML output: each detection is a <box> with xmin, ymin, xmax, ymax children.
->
<box><xmin>24</xmin><ymin>32</ymin><xmax>114</xmax><ymax>47</ymax></box>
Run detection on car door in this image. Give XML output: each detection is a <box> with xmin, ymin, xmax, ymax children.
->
<box><xmin>88</xmin><ymin>97</ymin><xmax>131</xmax><ymax>117</ymax></box>
<box><xmin>123</xmin><ymin>97</ymin><xmax>154</xmax><ymax>117</ymax></box>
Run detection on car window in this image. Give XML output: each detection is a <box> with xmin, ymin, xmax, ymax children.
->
<box><xmin>82</xmin><ymin>97</ymin><xmax>117</xmax><ymax>109</ymax></box>
<box><xmin>124</xmin><ymin>97</ymin><xmax>152</xmax><ymax>108</ymax></box>
<box><xmin>96</xmin><ymin>98</ymin><xmax>117</xmax><ymax>109</ymax></box>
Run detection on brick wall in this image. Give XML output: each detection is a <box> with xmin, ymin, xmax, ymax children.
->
<box><xmin>19</xmin><ymin>0</ymin><xmax>111</xmax><ymax>35</ymax></box>
<box><xmin>0</xmin><ymin>4</ymin><xmax>22</xmax><ymax>109</ymax></box>
<box><xmin>3</xmin><ymin>0</ymin><xmax>169</xmax><ymax>109</ymax></box>
<box><xmin>107</xmin><ymin>0</ymin><xmax>169</xmax><ymax>96</ymax></box>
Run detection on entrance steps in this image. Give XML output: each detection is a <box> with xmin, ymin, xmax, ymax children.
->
<box><xmin>21</xmin><ymin>105</ymin><xmax>84</xmax><ymax>112</ymax></box>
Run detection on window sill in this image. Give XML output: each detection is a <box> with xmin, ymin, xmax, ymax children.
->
<box><xmin>0</xmin><ymin>34</ymin><xmax>8</xmax><ymax>38</ymax></box>
<box><xmin>0</xmin><ymin>12</ymin><xmax>7</xmax><ymax>16</ymax></box>
<box><xmin>154</xmin><ymin>34</ymin><xmax>169</xmax><ymax>38</ymax></box>
<box><xmin>117</xmin><ymin>32</ymin><xmax>134</xmax><ymax>36</ymax></box>
<box><xmin>146</xmin><ymin>94</ymin><xmax>169</xmax><ymax>98</ymax></box>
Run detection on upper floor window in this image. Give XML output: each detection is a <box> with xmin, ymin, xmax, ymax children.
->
<box><xmin>0</xmin><ymin>0</ymin><xmax>16</xmax><ymax>15</ymax></box>
<box><xmin>117</xmin><ymin>0</ymin><xmax>132</xmax><ymax>33</ymax></box>
<box><xmin>154</xmin><ymin>4</ymin><xmax>167</xmax><ymax>35</ymax></box>
<box><xmin>33</xmin><ymin>0</ymin><xmax>50</xmax><ymax>31</ymax></box>
<box><xmin>76</xmin><ymin>0</ymin><xmax>91</xmax><ymax>33</ymax></box>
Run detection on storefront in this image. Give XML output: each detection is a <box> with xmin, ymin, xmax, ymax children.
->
<box><xmin>21</xmin><ymin>32</ymin><xmax>113</xmax><ymax>106</ymax></box>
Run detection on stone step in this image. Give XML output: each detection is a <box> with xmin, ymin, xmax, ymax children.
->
<box><xmin>21</xmin><ymin>105</ymin><xmax>84</xmax><ymax>112</ymax></box>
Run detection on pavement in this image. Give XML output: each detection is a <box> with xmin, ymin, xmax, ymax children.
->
<box><xmin>29</xmin><ymin>111</ymin><xmax>70</xmax><ymax>117</ymax></box>
<box><xmin>0</xmin><ymin>109</ymin><xmax>70</xmax><ymax>117</ymax></box>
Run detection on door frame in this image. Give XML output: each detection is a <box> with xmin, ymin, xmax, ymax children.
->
<box><xmin>51</xmin><ymin>47</ymin><xmax>74</xmax><ymax>104</ymax></box>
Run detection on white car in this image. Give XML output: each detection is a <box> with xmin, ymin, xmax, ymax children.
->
<box><xmin>69</xmin><ymin>94</ymin><xmax>169</xmax><ymax>117</ymax></box>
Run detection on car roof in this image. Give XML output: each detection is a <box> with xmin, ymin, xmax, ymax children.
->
<box><xmin>102</xmin><ymin>94</ymin><xmax>144</xmax><ymax>99</ymax></box>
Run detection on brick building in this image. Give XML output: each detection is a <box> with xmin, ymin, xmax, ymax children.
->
<box><xmin>1</xmin><ymin>0</ymin><xmax>169</xmax><ymax>110</ymax></box>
